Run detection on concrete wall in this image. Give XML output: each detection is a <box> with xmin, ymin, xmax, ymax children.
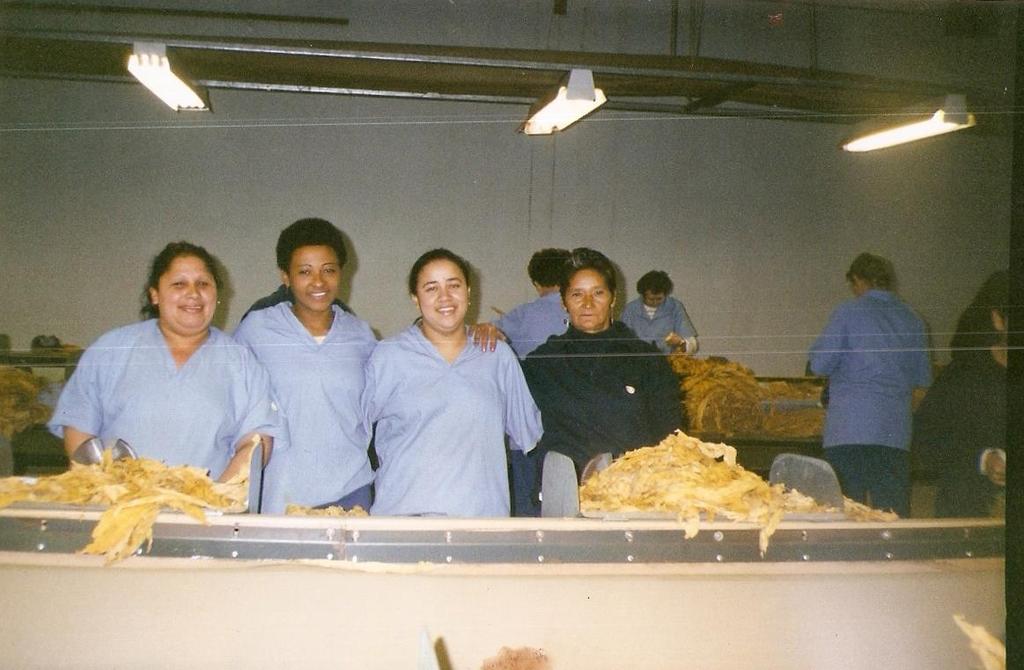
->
<box><xmin>0</xmin><ymin>1</ymin><xmax>1015</xmax><ymax>374</ymax></box>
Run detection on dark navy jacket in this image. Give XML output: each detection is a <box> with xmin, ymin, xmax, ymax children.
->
<box><xmin>523</xmin><ymin>321</ymin><xmax>685</xmax><ymax>477</ymax></box>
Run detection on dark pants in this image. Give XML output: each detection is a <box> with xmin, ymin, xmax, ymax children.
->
<box><xmin>824</xmin><ymin>445</ymin><xmax>910</xmax><ymax>517</ymax></box>
<box><xmin>316</xmin><ymin>482</ymin><xmax>374</xmax><ymax>511</ymax></box>
<box><xmin>509</xmin><ymin>449</ymin><xmax>541</xmax><ymax>517</ymax></box>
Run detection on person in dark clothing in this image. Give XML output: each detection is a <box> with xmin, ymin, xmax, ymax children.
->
<box><xmin>913</xmin><ymin>271</ymin><xmax>1008</xmax><ymax>517</ymax></box>
<box><xmin>522</xmin><ymin>248</ymin><xmax>685</xmax><ymax>506</ymax></box>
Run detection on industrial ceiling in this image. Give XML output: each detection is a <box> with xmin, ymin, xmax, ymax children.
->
<box><xmin>0</xmin><ymin>1</ymin><xmax>1012</xmax><ymax>125</ymax></box>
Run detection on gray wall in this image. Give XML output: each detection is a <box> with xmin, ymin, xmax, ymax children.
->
<box><xmin>0</xmin><ymin>1</ymin><xmax>1015</xmax><ymax>375</ymax></box>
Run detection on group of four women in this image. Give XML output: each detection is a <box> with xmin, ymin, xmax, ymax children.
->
<box><xmin>48</xmin><ymin>218</ymin><xmax>684</xmax><ymax>516</ymax></box>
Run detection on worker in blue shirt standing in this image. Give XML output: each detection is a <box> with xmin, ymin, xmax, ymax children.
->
<box><xmin>493</xmin><ymin>248</ymin><xmax>571</xmax><ymax>359</ymax></box>
<box><xmin>620</xmin><ymin>270</ymin><xmax>699</xmax><ymax>355</ymax></box>
<box><xmin>492</xmin><ymin>248</ymin><xmax>570</xmax><ymax>516</ymax></box>
<box><xmin>808</xmin><ymin>252</ymin><xmax>931</xmax><ymax>517</ymax></box>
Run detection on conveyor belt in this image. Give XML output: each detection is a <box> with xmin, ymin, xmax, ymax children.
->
<box><xmin>0</xmin><ymin>508</ymin><xmax>1003</xmax><ymax>564</ymax></box>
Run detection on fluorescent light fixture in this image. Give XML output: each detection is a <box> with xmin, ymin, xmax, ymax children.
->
<box><xmin>127</xmin><ymin>42</ymin><xmax>208</xmax><ymax>111</ymax></box>
<box><xmin>520</xmin><ymin>68</ymin><xmax>607</xmax><ymax>135</ymax></box>
<box><xmin>841</xmin><ymin>94</ymin><xmax>975</xmax><ymax>152</ymax></box>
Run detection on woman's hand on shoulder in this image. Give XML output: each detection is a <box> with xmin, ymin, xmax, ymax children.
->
<box><xmin>468</xmin><ymin>322</ymin><xmax>506</xmax><ymax>352</ymax></box>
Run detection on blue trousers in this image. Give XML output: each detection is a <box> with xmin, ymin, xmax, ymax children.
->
<box><xmin>824</xmin><ymin>444</ymin><xmax>910</xmax><ymax>517</ymax></box>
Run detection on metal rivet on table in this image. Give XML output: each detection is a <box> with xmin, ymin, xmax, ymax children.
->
<box><xmin>713</xmin><ymin>531</ymin><xmax>724</xmax><ymax>542</ymax></box>
<box><xmin>624</xmin><ymin>531</ymin><xmax>634</xmax><ymax>542</ymax></box>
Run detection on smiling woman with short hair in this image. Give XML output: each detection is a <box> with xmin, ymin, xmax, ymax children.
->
<box><xmin>234</xmin><ymin>218</ymin><xmax>378</xmax><ymax>513</ymax></box>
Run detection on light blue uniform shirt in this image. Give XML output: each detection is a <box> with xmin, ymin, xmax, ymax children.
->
<box><xmin>494</xmin><ymin>291</ymin><xmax>569</xmax><ymax>359</ymax></box>
<box><xmin>809</xmin><ymin>289</ymin><xmax>931</xmax><ymax>450</ymax></box>
<box><xmin>234</xmin><ymin>303</ymin><xmax>377</xmax><ymax>511</ymax></box>
<box><xmin>47</xmin><ymin>320</ymin><xmax>282</xmax><ymax>478</ymax></box>
<box><xmin>620</xmin><ymin>296</ymin><xmax>698</xmax><ymax>354</ymax></box>
<box><xmin>362</xmin><ymin>324</ymin><xmax>543</xmax><ymax>517</ymax></box>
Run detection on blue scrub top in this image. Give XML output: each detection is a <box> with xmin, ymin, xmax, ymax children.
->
<box><xmin>494</xmin><ymin>291</ymin><xmax>569</xmax><ymax>359</ymax></box>
<box><xmin>809</xmin><ymin>289</ymin><xmax>931</xmax><ymax>450</ymax></box>
<box><xmin>234</xmin><ymin>303</ymin><xmax>377</xmax><ymax>511</ymax></box>
<box><xmin>362</xmin><ymin>324</ymin><xmax>542</xmax><ymax>517</ymax></box>
<box><xmin>620</xmin><ymin>296</ymin><xmax>698</xmax><ymax>354</ymax></box>
<box><xmin>48</xmin><ymin>320</ymin><xmax>283</xmax><ymax>478</ymax></box>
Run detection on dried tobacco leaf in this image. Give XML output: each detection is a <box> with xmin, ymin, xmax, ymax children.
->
<box><xmin>0</xmin><ymin>452</ymin><xmax>248</xmax><ymax>564</ymax></box>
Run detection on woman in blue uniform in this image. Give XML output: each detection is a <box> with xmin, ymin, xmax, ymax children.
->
<box><xmin>620</xmin><ymin>270</ymin><xmax>699</xmax><ymax>354</ymax></box>
<box><xmin>361</xmin><ymin>249</ymin><xmax>543</xmax><ymax>517</ymax></box>
<box><xmin>234</xmin><ymin>218</ymin><xmax>378</xmax><ymax>512</ymax></box>
<box><xmin>48</xmin><ymin>241</ymin><xmax>282</xmax><ymax>482</ymax></box>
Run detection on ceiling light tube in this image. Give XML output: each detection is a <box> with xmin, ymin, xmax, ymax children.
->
<box><xmin>520</xmin><ymin>68</ymin><xmax>607</xmax><ymax>135</ymax></box>
<box><xmin>841</xmin><ymin>94</ymin><xmax>975</xmax><ymax>152</ymax></box>
<box><xmin>127</xmin><ymin>42</ymin><xmax>208</xmax><ymax>111</ymax></box>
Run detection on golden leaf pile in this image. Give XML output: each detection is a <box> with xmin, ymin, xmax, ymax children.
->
<box><xmin>670</xmin><ymin>356</ymin><xmax>763</xmax><ymax>434</ymax></box>
<box><xmin>0</xmin><ymin>368</ymin><xmax>53</xmax><ymax>439</ymax></box>
<box><xmin>580</xmin><ymin>431</ymin><xmax>895</xmax><ymax>553</ymax></box>
<box><xmin>669</xmin><ymin>356</ymin><xmax>824</xmax><ymax>437</ymax></box>
<box><xmin>285</xmin><ymin>503</ymin><xmax>368</xmax><ymax>517</ymax></box>
<box><xmin>954</xmin><ymin>615</ymin><xmax>1005</xmax><ymax>670</ymax></box>
<box><xmin>0</xmin><ymin>450</ymin><xmax>247</xmax><ymax>563</ymax></box>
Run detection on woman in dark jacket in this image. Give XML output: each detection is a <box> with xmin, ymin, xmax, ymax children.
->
<box><xmin>522</xmin><ymin>248</ymin><xmax>685</xmax><ymax>503</ymax></box>
<box><xmin>913</xmin><ymin>271</ymin><xmax>1007</xmax><ymax>517</ymax></box>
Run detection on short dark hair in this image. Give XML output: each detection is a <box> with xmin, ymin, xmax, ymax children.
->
<box><xmin>559</xmin><ymin>247</ymin><xmax>617</xmax><ymax>299</ymax></box>
<box><xmin>140</xmin><ymin>241</ymin><xmax>221</xmax><ymax>319</ymax></box>
<box><xmin>527</xmin><ymin>248</ymin><xmax>571</xmax><ymax>287</ymax></box>
<box><xmin>846</xmin><ymin>252</ymin><xmax>894</xmax><ymax>290</ymax></box>
<box><xmin>275</xmin><ymin>218</ymin><xmax>348</xmax><ymax>271</ymax></box>
<box><xmin>636</xmin><ymin>270</ymin><xmax>673</xmax><ymax>295</ymax></box>
<box><xmin>408</xmin><ymin>248</ymin><xmax>472</xmax><ymax>295</ymax></box>
<box><xmin>950</xmin><ymin>270</ymin><xmax>1009</xmax><ymax>358</ymax></box>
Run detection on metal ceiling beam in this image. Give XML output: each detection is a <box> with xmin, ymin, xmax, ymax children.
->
<box><xmin>1</xmin><ymin>29</ymin><xmax>962</xmax><ymax>96</ymax></box>
<box><xmin>1</xmin><ymin>2</ymin><xmax>350</xmax><ymax>26</ymax></box>
<box><xmin>0</xmin><ymin>28</ymin><xmax>997</xmax><ymax>123</ymax></box>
